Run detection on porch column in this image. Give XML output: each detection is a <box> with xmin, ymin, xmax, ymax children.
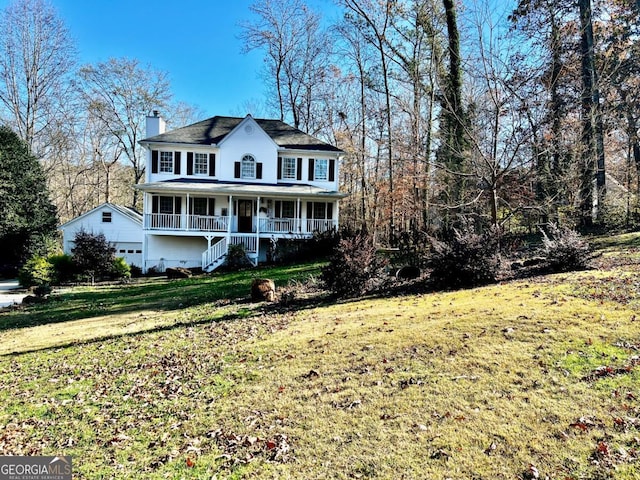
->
<box><xmin>335</xmin><ymin>198</ymin><xmax>339</xmax><ymax>230</ymax></box>
<box><xmin>256</xmin><ymin>196</ymin><xmax>261</xmax><ymax>262</ymax></box>
<box><xmin>227</xmin><ymin>195</ymin><xmax>233</xmax><ymax>240</ymax></box>
<box><xmin>256</xmin><ymin>196</ymin><xmax>261</xmax><ymax>236</ymax></box>
<box><xmin>297</xmin><ymin>198</ymin><xmax>302</xmax><ymax>233</ymax></box>
<box><xmin>186</xmin><ymin>193</ymin><xmax>190</xmax><ymax>231</ymax></box>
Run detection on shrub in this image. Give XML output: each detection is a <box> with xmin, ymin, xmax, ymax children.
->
<box><xmin>541</xmin><ymin>223</ymin><xmax>591</xmax><ymax>272</ymax></box>
<box><xmin>428</xmin><ymin>226</ymin><xmax>503</xmax><ymax>289</ymax></box>
<box><xmin>270</xmin><ymin>230</ymin><xmax>339</xmax><ymax>264</ymax></box>
<box><xmin>111</xmin><ymin>257</ymin><xmax>131</xmax><ymax>280</ymax></box>
<box><xmin>224</xmin><ymin>243</ymin><xmax>253</xmax><ymax>270</ymax></box>
<box><xmin>321</xmin><ymin>231</ymin><xmax>388</xmax><ymax>298</ymax></box>
<box><xmin>391</xmin><ymin>230</ymin><xmax>430</xmax><ymax>269</ymax></box>
<box><xmin>71</xmin><ymin>230</ymin><xmax>116</xmax><ymax>282</ymax></box>
<box><xmin>129</xmin><ymin>265</ymin><xmax>142</xmax><ymax>277</ymax></box>
<box><xmin>18</xmin><ymin>255</ymin><xmax>53</xmax><ymax>288</ymax></box>
<box><xmin>48</xmin><ymin>253</ymin><xmax>76</xmax><ymax>284</ymax></box>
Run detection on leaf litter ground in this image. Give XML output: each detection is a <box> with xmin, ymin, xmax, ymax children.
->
<box><xmin>1</xmin><ymin>240</ymin><xmax>640</xmax><ymax>478</ymax></box>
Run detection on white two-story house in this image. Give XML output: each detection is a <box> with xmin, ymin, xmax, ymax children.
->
<box><xmin>137</xmin><ymin>113</ymin><xmax>347</xmax><ymax>272</ymax></box>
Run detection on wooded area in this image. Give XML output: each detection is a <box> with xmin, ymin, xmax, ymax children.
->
<box><xmin>1</xmin><ymin>0</ymin><xmax>639</xmax><ymax>242</ymax></box>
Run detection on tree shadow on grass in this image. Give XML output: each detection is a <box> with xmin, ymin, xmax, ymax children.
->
<box><xmin>1</xmin><ymin>289</ymin><xmax>337</xmax><ymax>358</ymax></box>
<box><xmin>0</xmin><ymin>262</ymin><xmax>324</xmax><ymax>334</ymax></box>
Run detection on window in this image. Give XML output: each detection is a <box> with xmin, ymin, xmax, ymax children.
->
<box><xmin>282</xmin><ymin>157</ymin><xmax>296</xmax><ymax>180</ymax></box>
<box><xmin>241</xmin><ymin>154</ymin><xmax>255</xmax><ymax>178</ymax></box>
<box><xmin>102</xmin><ymin>211</ymin><xmax>112</xmax><ymax>223</ymax></box>
<box><xmin>314</xmin><ymin>159</ymin><xmax>328</xmax><ymax>181</ymax></box>
<box><xmin>192</xmin><ymin>198</ymin><xmax>209</xmax><ymax>216</ymax></box>
<box><xmin>160</xmin><ymin>151</ymin><xmax>173</xmax><ymax>173</ymax></box>
<box><xmin>275</xmin><ymin>201</ymin><xmax>295</xmax><ymax>218</ymax></box>
<box><xmin>313</xmin><ymin>202</ymin><xmax>327</xmax><ymax>219</ymax></box>
<box><xmin>159</xmin><ymin>196</ymin><xmax>175</xmax><ymax>213</ymax></box>
<box><xmin>308</xmin><ymin>202</ymin><xmax>333</xmax><ymax>220</ymax></box>
<box><xmin>282</xmin><ymin>202</ymin><xmax>295</xmax><ymax>218</ymax></box>
<box><xmin>194</xmin><ymin>153</ymin><xmax>208</xmax><ymax>175</ymax></box>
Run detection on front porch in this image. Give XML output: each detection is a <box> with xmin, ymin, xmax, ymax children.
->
<box><xmin>143</xmin><ymin>213</ymin><xmax>337</xmax><ymax>235</ymax></box>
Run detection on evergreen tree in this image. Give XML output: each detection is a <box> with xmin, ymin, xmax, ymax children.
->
<box><xmin>0</xmin><ymin>126</ymin><xmax>58</xmax><ymax>273</ymax></box>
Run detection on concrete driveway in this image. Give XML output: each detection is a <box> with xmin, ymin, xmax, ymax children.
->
<box><xmin>0</xmin><ymin>279</ymin><xmax>27</xmax><ymax>308</ymax></box>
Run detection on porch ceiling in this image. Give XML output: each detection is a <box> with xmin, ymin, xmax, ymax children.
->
<box><xmin>135</xmin><ymin>179</ymin><xmax>348</xmax><ymax>199</ymax></box>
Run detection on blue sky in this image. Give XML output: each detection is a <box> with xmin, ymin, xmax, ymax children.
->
<box><xmin>55</xmin><ymin>0</ymin><xmax>268</xmax><ymax>117</ymax></box>
<box><xmin>0</xmin><ymin>0</ymin><xmax>338</xmax><ymax>118</ymax></box>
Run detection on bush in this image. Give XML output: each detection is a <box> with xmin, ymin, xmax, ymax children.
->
<box><xmin>111</xmin><ymin>257</ymin><xmax>131</xmax><ymax>280</ymax></box>
<box><xmin>71</xmin><ymin>230</ymin><xmax>116</xmax><ymax>282</ymax></box>
<box><xmin>224</xmin><ymin>243</ymin><xmax>253</xmax><ymax>270</ymax></box>
<box><xmin>321</xmin><ymin>231</ymin><xmax>388</xmax><ymax>298</ymax></box>
<box><xmin>391</xmin><ymin>230</ymin><xmax>431</xmax><ymax>269</ymax></box>
<box><xmin>48</xmin><ymin>253</ymin><xmax>76</xmax><ymax>284</ymax></box>
<box><xmin>129</xmin><ymin>265</ymin><xmax>142</xmax><ymax>277</ymax></box>
<box><xmin>270</xmin><ymin>230</ymin><xmax>339</xmax><ymax>264</ymax></box>
<box><xmin>18</xmin><ymin>255</ymin><xmax>53</xmax><ymax>288</ymax></box>
<box><xmin>428</xmin><ymin>226</ymin><xmax>503</xmax><ymax>289</ymax></box>
<box><xmin>541</xmin><ymin>223</ymin><xmax>591</xmax><ymax>272</ymax></box>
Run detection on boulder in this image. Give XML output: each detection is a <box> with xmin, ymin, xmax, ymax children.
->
<box><xmin>166</xmin><ymin>266</ymin><xmax>192</xmax><ymax>279</ymax></box>
<box><xmin>251</xmin><ymin>278</ymin><xmax>276</xmax><ymax>302</ymax></box>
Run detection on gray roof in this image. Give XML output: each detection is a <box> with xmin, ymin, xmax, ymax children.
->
<box><xmin>142</xmin><ymin>115</ymin><xmax>343</xmax><ymax>153</ymax></box>
<box><xmin>135</xmin><ymin>179</ymin><xmax>348</xmax><ymax>199</ymax></box>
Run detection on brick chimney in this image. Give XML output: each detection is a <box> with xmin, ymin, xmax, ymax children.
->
<box><xmin>145</xmin><ymin>110</ymin><xmax>166</xmax><ymax>138</ymax></box>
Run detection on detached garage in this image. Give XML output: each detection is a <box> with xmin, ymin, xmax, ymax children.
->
<box><xmin>59</xmin><ymin>203</ymin><xmax>143</xmax><ymax>268</ymax></box>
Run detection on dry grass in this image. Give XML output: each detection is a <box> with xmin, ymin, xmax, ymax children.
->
<box><xmin>1</xmin><ymin>238</ymin><xmax>640</xmax><ymax>479</ymax></box>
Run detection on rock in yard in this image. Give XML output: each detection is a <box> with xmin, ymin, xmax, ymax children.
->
<box><xmin>251</xmin><ymin>278</ymin><xmax>276</xmax><ymax>302</ymax></box>
<box><xmin>166</xmin><ymin>266</ymin><xmax>192</xmax><ymax>279</ymax></box>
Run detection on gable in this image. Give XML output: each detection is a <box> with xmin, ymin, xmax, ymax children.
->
<box><xmin>60</xmin><ymin>203</ymin><xmax>142</xmax><ymax>232</ymax></box>
<box><xmin>218</xmin><ymin>115</ymin><xmax>278</xmax><ymax>149</ymax></box>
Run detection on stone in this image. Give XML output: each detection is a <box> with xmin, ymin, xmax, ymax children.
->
<box><xmin>251</xmin><ymin>278</ymin><xmax>276</xmax><ymax>302</ymax></box>
<box><xmin>166</xmin><ymin>266</ymin><xmax>192</xmax><ymax>279</ymax></box>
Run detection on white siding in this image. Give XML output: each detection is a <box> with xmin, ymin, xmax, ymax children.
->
<box><xmin>219</xmin><ymin>117</ymin><xmax>278</xmax><ymax>183</ymax></box>
<box><xmin>145</xmin><ymin>236</ymin><xmax>208</xmax><ymax>271</ymax></box>
<box><xmin>61</xmin><ymin>205</ymin><xmax>142</xmax><ymax>267</ymax></box>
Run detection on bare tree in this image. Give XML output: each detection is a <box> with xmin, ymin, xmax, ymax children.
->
<box><xmin>341</xmin><ymin>0</ymin><xmax>398</xmax><ymax>243</ymax></box>
<box><xmin>0</xmin><ymin>0</ymin><xmax>76</xmax><ymax>155</ymax></box>
<box><xmin>76</xmin><ymin>58</ymin><xmax>172</xmax><ymax>208</ymax></box>
<box><xmin>241</xmin><ymin>0</ymin><xmax>331</xmax><ymax>132</ymax></box>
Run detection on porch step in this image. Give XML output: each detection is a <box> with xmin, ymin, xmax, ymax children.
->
<box><xmin>202</xmin><ymin>238</ymin><xmax>228</xmax><ymax>272</ymax></box>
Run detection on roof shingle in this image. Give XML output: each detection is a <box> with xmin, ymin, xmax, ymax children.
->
<box><xmin>142</xmin><ymin>115</ymin><xmax>343</xmax><ymax>153</ymax></box>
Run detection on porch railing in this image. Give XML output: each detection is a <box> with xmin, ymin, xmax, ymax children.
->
<box><xmin>145</xmin><ymin>213</ymin><xmax>337</xmax><ymax>235</ymax></box>
<box><xmin>202</xmin><ymin>237</ymin><xmax>227</xmax><ymax>269</ymax></box>
<box><xmin>258</xmin><ymin>218</ymin><xmax>299</xmax><ymax>233</ymax></box>
<box><xmin>230</xmin><ymin>235</ymin><xmax>258</xmax><ymax>253</ymax></box>
<box><xmin>188</xmin><ymin>214</ymin><xmax>229</xmax><ymax>232</ymax></box>
<box><xmin>307</xmin><ymin>219</ymin><xmax>337</xmax><ymax>233</ymax></box>
<box><xmin>145</xmin><ymin>213</ymin><xmax>228</xmax><ymax>232</ymax></box>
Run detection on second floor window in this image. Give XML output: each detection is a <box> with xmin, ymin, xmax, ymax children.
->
<box><xmin>282</xmin><ymin>157</ymin><xmax>296</xmax><ymax>180</ymax></box>
<box><xmin>160</xmin><ymin>151</ymin><xmax>173</xmax><ymax>173</ymax></box>
<box><xmin>314</xmin><ymin>159</ymin><xmax>328</xmax><ymax>181</ymax></box>
<box><xmin>241</xmin><ymin>154</ymin><xmax>255</xmax><ymax>178</ymax></box>
<box><xmin>194</xmin><ymin>153</ymin><xmax>208</xmax><ymax>174</ymax></box>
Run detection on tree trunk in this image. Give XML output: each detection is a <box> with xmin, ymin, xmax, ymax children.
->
<box><xmin>578</xmin><ymin>0</ymin><xmax>605</xmax><ymax>227</ymax></box>
<box><xmin>441</xmin><ymin>0</ymin><xmax>466</xmax><ymax>223</ymax></box>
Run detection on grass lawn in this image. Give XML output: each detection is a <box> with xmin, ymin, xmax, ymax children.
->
<box><xmin>1</xmin><ymin>241</ymin><xmax>640</xmax><ymax>479</ymax></box>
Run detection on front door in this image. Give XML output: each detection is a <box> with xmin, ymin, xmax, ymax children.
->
<box><xmin>237</xmin><ymin>200</ymin><xmax>253</xmax><ymax>233</ymax></box>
